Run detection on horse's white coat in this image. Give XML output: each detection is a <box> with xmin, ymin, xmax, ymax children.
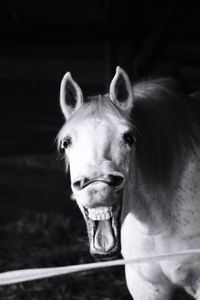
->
<box><xmin>121</xmin><ymin>149</ymin><xmax>200</xmax><ymax>299</ymax></box>
<box><xmin>58</xmin><ymin>67</ymin><xmax>200</xmax><ymax>299</ymax></box>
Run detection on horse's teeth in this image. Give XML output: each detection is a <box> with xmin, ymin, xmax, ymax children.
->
<box><xmin>96</xmin><ymin>214</ymin><xmax>101</xmax><ymax>221</ymax></box>
<box><xmin>88</xmin><ymin>206</ymin><xmax>112</xmax><ymax>214</ymax></box>
<box><xmin>90</xmin><ymin>212</ymin><xmax>96</xmax><ymax>220</ymax></box>
<box><xmin>105</xmin><ymin>211</ymin><xmax>111</xmax><ymax>219</ymax></box>
<box><xmin>88</xmin><ymin>207</ymin><xmax>113</xmax><ymax>220</ymax></box>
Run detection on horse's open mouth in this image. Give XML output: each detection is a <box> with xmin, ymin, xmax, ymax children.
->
<box><xmin>84</xmin><ymin>200</ymin><xmax>121</xmax><ymax>260</ymax></box>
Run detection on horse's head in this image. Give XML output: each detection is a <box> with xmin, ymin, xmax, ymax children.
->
<box><xmin>58</xmin><ymin>67</ymin><xmax>135</xmax><ymax>260</ymax></box>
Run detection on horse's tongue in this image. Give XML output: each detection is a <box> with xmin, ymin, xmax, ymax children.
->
<box><xmin>94</xmin><ymin>219</ymin><xmax>115</xmax><ymax>252</ymax></box>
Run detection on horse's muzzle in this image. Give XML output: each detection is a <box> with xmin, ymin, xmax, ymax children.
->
<box><xmin>72</xmin><ymin>172</ymin><xmax>124</xmax><ymax>260</ymax></box>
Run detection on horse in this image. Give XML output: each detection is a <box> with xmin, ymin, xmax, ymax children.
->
<box><xmin>57</xmin><ymin>66</ymin><xmax>200</xmax><ymax>300</ymax></box>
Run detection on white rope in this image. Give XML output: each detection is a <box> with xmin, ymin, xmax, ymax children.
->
<box><xmin>0</xmin><ymin>249</ymin><xmax>200</xmax><ymax>286</ymax></box>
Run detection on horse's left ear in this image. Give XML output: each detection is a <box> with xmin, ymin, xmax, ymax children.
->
<box><xmin>109</xmin><ymin>66</ymin><xmax>133</xmax><ymax>111</ymax></box>
<box><xmin>60</xmin><ymin>72</ymin><xmax>83</xmax><ymax>120</ymax></box>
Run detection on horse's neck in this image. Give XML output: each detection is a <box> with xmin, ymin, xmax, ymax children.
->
<box><xmin>123</xmin><ymin>146</ymin><xmax>200</xmax><ymax>235</ymax></box>
<box><xmin>170</xmin><ymin>146</ymin><xmax>200</xmax><ymax>235</ymax></box>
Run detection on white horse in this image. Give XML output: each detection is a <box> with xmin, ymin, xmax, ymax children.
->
<box><xmin>58</xmin><ymin>66</ymin><xmax>200</xmax><ymax>299</ymax></box>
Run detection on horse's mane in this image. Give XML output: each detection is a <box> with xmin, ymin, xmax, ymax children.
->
<box><xmin>132</xmin><ymin>78</ymin><xmax>200</xmax><ymax>186</ymax></box>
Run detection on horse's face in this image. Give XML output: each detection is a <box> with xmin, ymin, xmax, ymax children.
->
<box><xmin>58</xmin><ymin>67</ymin><xmax>134</xmax><ymax>260</ymax></box>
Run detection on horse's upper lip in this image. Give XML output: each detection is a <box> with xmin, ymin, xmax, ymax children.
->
<box><xmin>81</xmin><ymin>176</ymin><xmax>125</xmax><ymax>191</ymax></box>
<box><xmin>72</xmin><ymin>172</ymin><xmax>125</xmax><ymax>192</ymax></box>
<box><xmin>82</xmin><ymin>179</ymin><xmax>113</xmax><ymax>189</ymax></box>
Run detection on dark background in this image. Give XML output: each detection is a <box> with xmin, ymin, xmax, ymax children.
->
<box><xmin>0</xmin><ymin>1</ymin><xmax>199</xmax><ymax>299</ymax></box>
<box><xmin>0</xmin><ymin>0</ymin><xmax>200</xmax><ymax>223</ymax></box>
<box><xmin>0</xmin><ymin>0</ymin><xmax>200</xmax><ymax>222</ymax></box>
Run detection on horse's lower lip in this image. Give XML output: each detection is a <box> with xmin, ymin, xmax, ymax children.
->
<box><xmin>91</xmin><ymin>252</ymin><xmax>120</xmax><ymax>261</ymax></box>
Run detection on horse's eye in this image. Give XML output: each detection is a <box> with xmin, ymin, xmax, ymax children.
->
<box><xmin>123</xmin><ymin>132</ymin><xmax>135</xmax><ymax>146</ymax></box>
<box><xmin>62</xmin><ymin>137</ymin><xmax>72</xmax><ymax>149</ymax></box>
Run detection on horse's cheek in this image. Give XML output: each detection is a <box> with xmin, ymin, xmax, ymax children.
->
<box><xmin>117</xmin><ymin>149</ymin><xmax>132</xmax><ymax>176</ymax></box>
<box><xmin>67</xmin><ymin>152</ymin><xmax>81</xmax><ymax>180</ymax></box>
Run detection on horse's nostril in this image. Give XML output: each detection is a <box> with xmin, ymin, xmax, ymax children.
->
<box><xmin>73</xmin><ymin>180</ymin><xmax>82</xmax><ymax>190</ymax></box>
<box><xmin>109</xmin><ymin>174</ymin><xmax>124</xmax><ymax>187</ymax></box>
<box><xmin>73</xmin><ymin>178</ymin><xmax>89</xmax><ymax>190</ymax></box>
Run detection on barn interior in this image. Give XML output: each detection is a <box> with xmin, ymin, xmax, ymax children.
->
<box><xmin>0</xmin><ymin>0</ymin><xmax>199</xmax><ymax>299</ymax></box>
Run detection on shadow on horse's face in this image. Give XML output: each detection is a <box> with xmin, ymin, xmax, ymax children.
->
<box><xmin>58</xmin><ymin>67</ymin><xmax>135</xmax><ymax>259</ymax></box>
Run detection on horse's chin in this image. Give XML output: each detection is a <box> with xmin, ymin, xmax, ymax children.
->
<box><xmin>84</xmin><ymin>198</ymin><xmax>122</xmax><ymax>261</ymax></box>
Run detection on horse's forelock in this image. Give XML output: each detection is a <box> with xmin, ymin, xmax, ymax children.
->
<box><xmin>58</xmin><ymin>94</ymin><xmax>133</xmax><ymax>133</ymax></box>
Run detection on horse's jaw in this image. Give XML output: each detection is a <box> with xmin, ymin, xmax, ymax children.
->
<box><xmin>83</xmin><ymin>199</ymin><xmax>122</xmax><ymax>260</ymax></box>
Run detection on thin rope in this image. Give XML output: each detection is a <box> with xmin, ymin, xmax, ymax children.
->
<box><xmin>0</xmin><ymin>249</ymin><xmax>200</xmax><ymax>286</ymax></box>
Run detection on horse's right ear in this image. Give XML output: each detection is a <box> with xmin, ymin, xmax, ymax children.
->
<box><xmin>60</xmin><ymin>72</ymin><xmax>83</xmax><ymax>120</ymax></box>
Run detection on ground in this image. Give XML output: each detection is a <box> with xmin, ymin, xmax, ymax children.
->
<box><xmin>0</xmin><ymin>211</ymin><xmax>195</xmax><ymax>299</ymax></box>
<box><xmin>0</xmin><ymin>211</ymin><xmax>131</xmax><ymax>300</ymax></box>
